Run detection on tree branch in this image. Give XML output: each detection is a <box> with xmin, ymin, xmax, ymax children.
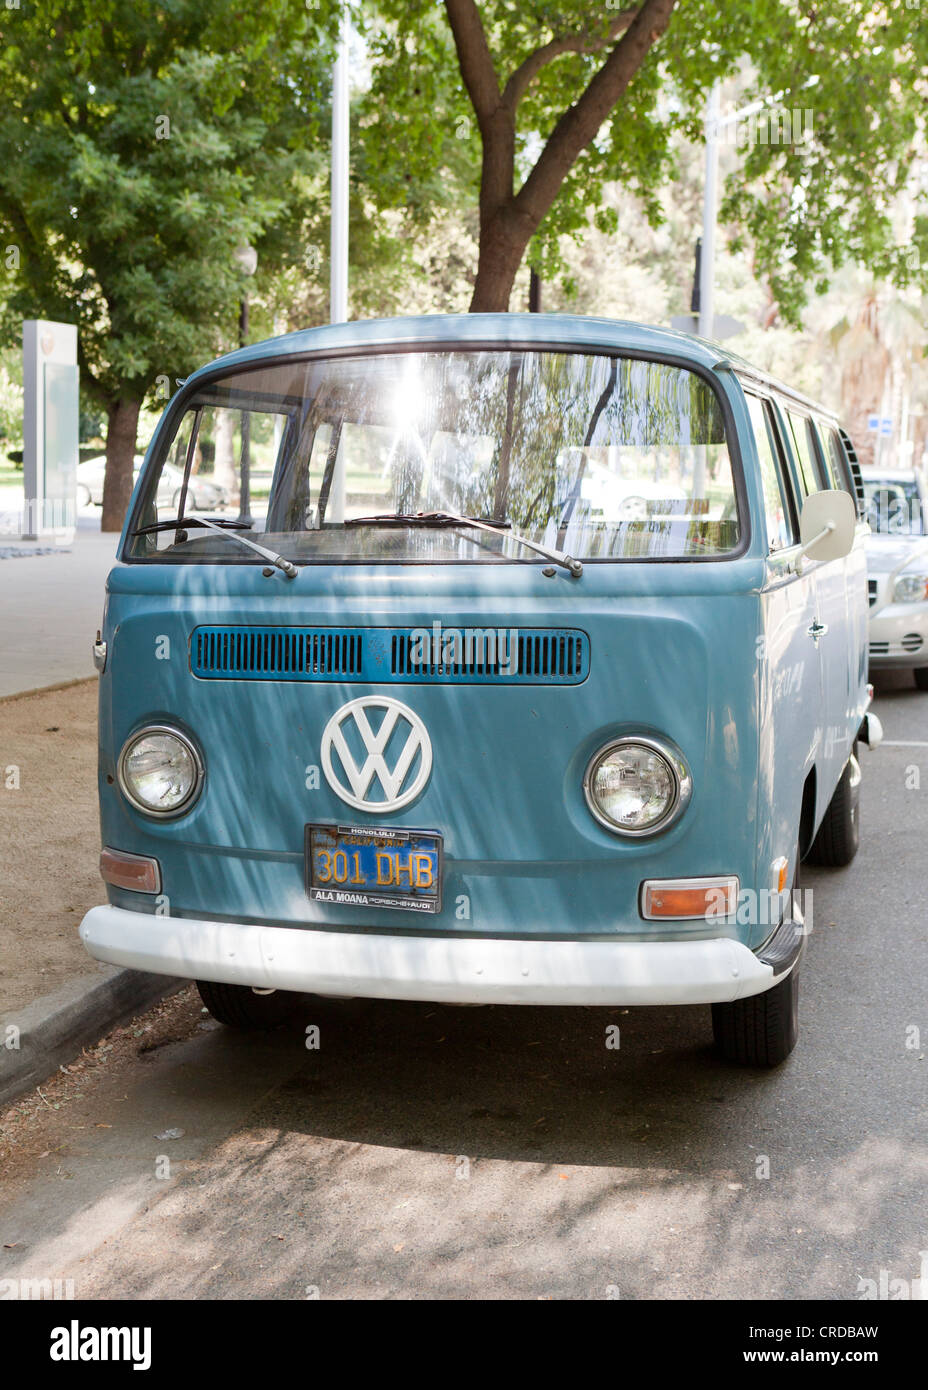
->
<box><xmin>444</xmin><ymin>0</ymin><xmax>502</xmax><ymax>132</ymax></box>
<box><xmin>502</xmin><ymin>10</ymin><xmax>638</xmax><ymax>113</ymax></box>
<box><xmin>513</xmin><ymin>0</ymin><xmax>677</xmax><ymax>229</ymax></box>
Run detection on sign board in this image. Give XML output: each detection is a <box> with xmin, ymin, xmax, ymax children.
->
<box><xmin>22</xmin><ymin>319</ymin><xmax>79</xmax><ymax>539</ymax></box>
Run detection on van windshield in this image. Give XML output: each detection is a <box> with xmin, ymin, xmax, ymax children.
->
<box><xmin>126</xmin><ymin>349</ymin><xmax>741</xmax><ymax>564</ymax></box>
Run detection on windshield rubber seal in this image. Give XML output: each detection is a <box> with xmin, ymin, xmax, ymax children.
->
<box><xmin>121</xmin><ymin>339</ymin><xmax>753</xmax><ymax>568</ymax></box>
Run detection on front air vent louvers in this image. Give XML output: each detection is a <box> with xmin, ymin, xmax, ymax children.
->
<box><xmin>190</xmin><ymin>626</ymin><xmax>590</xmax><ymax>685</ymax></box>
<box><xmin>193</xmin><ymin>627</ymin><xmax>363</xmax><ymax>678</ymax></box>
<box><xmin>391</xmin><ymin>630</ymin><xmax>585</xmax><ymax>680</ymax></box>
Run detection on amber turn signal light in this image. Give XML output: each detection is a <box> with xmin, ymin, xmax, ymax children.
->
<box><xmin>100</xmin><ymin>847</ymin><xmax>162</xmax><ymax>895</ymax></box>
<box><xmin>772</xmin><ymin>856</ymin><xmax>789</xmax><ymax>893</ymax></box>
<box><xmin>640</xmin><ymin>876</ymin><xmax>739</xmax><ymax>920</ymax></box>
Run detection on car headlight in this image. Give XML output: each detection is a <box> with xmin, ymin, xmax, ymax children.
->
<box><xmin>583</xmin><ymin>735</ymin><xmax>692</xmax><ymax>836</ymax></box>
<box><xmin>117</xmin><ymin>726</ymin><xmax>203</xmax><ymax>817</ymax></box>
<box><xmin>893</xmin><ymin>574</ymin><xmax>928</xmax><ymax>603</ymax></box>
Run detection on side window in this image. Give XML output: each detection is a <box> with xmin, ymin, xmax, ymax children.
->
<box><xmin>146</xmin><ymin>402</ymin><xmax>289</xmax><ymax>550</ymax></box>
<box><xmin>784</xmin><ymin>409</ymin><xmax>825</xmax><ymax>497</ymax></box>
<box><xmin>746</xmin><ymin>393</ymin><xmax>796</xmax><ymax>551</ymax></box>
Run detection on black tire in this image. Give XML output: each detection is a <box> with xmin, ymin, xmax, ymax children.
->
<box><xmin>914</xmin><ymin>667</ymin><xmax>928</xmax><ymax>691</ymax></box>
<box><xmin>196</xmin><ymin>979</ymin><xmax>296</xmax><ymax>1030</ymax></box>
<box><xmin>806</xmin><ymin>742</ymin><xmax>860</xmax><ymax>867</ymax></box>
<box><xmin>712</xmin><ymin>967</ymin><xmax>800</xmax><ymax>1067</ymax></box>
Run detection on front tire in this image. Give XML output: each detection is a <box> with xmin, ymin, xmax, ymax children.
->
<box><xmin>712</xmin><ymin>967</ymin><xmax>800</xmax><ymax>1067</ymax></box>
<box><xmin>806</xmin><ymin>743</ymin><xmax>860</xmax><ymax>867</ymax></box>
<box><xmin>196</xmin><ymin>980</ymin><xmax>296</xmax><ymax>1030</ymax></box>
<box><xmin>914</xmin><ymin>667</ymin><xmax>928</xmax><ymax>691</ymax></box>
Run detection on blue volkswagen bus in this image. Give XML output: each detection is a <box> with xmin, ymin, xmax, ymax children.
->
<box><xmin>80</xmin><ymin>315</ymin><xmax>879</xmax><ymax>1066</ymax></box>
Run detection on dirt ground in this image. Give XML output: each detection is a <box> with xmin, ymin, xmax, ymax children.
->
<box><xmin>0</xmin><ymin>679</ymin><xmax>104</xmax><ymax>1013</ymax></box>
<box><xmin>0</xmin><ymin>986</ymin><xmax>200</xmax><ymax>1182</ymax></box>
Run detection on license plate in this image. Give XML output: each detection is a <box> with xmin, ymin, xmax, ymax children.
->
<box><xmin>305</xmin><ymin>824</ymin><xmax>443</xmax><ymax>914</ymax></box>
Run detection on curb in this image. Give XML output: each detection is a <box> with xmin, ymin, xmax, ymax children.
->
<box><xmin>0</xmin><ymin>675</ymin><xmax>97</xmax><ymax>704</ymax></box>
<box><xmin>0</xmin><ymin>967</ymin><xmax>183</xmax><ymax>1109</ymax></box>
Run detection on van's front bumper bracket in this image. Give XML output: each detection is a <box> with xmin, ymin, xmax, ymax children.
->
<box><xmin>80</xmin><ymin>906</ymin><xmax>801</xmax><ymax>1007</ymax></box>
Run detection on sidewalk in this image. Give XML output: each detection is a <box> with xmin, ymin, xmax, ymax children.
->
<box><xmin>0</xmin><ymin>491</ymin><xmax>117</xmax><ymax>697</ymax></box>
<box><xmin>0</xmin><ymin>489</ymin><xmax>177</xmax><ymax>1105</ymax></box>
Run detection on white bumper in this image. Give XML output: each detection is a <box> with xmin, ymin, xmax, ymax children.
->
<box><xmin>79</xmin><ymin>906</ymin><xmax>779</xmax><ymax>1006</ymax></box>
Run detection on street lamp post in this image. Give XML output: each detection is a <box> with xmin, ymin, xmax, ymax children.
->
<box><xmin>696</xmin><ymin>80</ymin><xmax>814</xmax><ymax>339</ymax></box>
<box><xmin>325</xmin><ymin>8</ymin><xmax>350</xmax><ymax>524</ymax></box>
<box><xmin>330</xmin><ymin>9</ymin><xmax>349</xmax><ymax>327</ymax></box>
<box><xmin>698</xmin><ymin>85</ymin><xmax>721</xmax><ymax>340</ymax></box>
<box><xmin>233</xmin><ymin>243</ymin><xmax>258</xmax><ymax>527</ymax></box>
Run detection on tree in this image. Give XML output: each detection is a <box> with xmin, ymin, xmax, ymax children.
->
<box><xmin>0</xmin><ymin>0</ymin><xmax>338</xmax><ymax>529</ymax></box>
<box><xmin>363</xmin><ymin>1</ymin><xmax>928</xmax><ymax>316</ymax></box>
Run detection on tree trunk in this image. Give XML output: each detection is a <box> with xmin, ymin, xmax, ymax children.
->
<box><xmin>469</xmin><ymin>211</ymin><xmax>532</xmax><ymax>312</ymax></box>
<box><xmin>101</xmin><ymin>395</ymin><xmax>143</xmax><ymax>532</ymax></box>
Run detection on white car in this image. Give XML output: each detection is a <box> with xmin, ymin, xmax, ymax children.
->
<box><xmin>862</xmin><ymin>466</ymin><xmax>928</xmax><ymax>688</ymax></box>
<box><xmin>76</xmin><ymin>459</ymin><xmax>230</xmax><ymax>512</ymax></box>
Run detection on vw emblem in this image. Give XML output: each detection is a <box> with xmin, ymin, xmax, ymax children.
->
<box><xmin>320</xmin><ymin>696</ymin><xmax>432</xmax><ymax>812</ymax></box>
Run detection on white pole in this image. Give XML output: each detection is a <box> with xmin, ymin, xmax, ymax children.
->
<box><xmin>699</xmin><ymin>83</ymin><xmax>720</xmax><ymax>341</ymax></box>
<box><xmin>330</xmin><ymin>9</ymin><xmax>350</xmax><ymax>326</ymax></box>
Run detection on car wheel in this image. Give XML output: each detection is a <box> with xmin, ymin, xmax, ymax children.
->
<box><xmin>172</xmin><ymin>489</ymin><xmax>185</xmax><ymax>511</ymax></box>
<box><xmin>196</xmin><ymin>980</ymin><xmax>297</xmax><ymax>1030</ymax></box>
<box><xmin>76</xmin><ymin>484</ymin><xmax>92</xmax><ymax>509</ymax></box>
<box><xmin>712</xmin><ymin>850</ymin><xmax>802</xmax><ymax>1067</ymax></box>
<box><xmin>805</xmin><ymin>742</ymin><xmax>860</xmax><ymax>867</ymax></box>
<box><xmin>914</xmin><ymin>667</ymin><xmax>928</xmax><ymax>691</ymax></box>
<box><xmin>712</xmin><ymin>966</ymin><xmax>800</xmax><ymax>1067</ymax></box>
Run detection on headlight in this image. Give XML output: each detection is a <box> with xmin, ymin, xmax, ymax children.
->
<box><xmin>893</xmin><ymin>574</ymin><xmax>928</xmax><ymax>603</ymax></box>
<box><xmin>583</xmin><ymin>735</ymin><xmax>692</xmax><ymax>836</ymax></box>
<box><xmin>117</xmin><ymin>726</ymin><xmax>203</xmax><ymax>817</ymax></box>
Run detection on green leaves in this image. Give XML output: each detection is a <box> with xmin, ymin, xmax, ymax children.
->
<box><xmin>0</xmin><ymin>0</ymin><xmax>341</xmax><ymax>407</ymax></box>
<box><xmin>364</xmin><ymin>0</ymin><xmax>928</xmax><ymax>314</ymax></box>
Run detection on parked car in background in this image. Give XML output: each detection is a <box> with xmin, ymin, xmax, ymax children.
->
<box><xmin>75</xmin><ymin>456</ymin><xmax>108</xmax><ymax>508</ymax></box>
<box><xmin>76</xmin><ymin>458</ymin><xmax>230</xmax><ymax>512</ymax></box>
<box><xmin>861</xmin><ymin>466</ymin><xmax>928</xmax><ymax>689</ymax></box>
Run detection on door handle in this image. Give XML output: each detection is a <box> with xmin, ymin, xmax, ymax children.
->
<box><xmin>808</xmin><ymin>619</ymin><xmax>828</xmax><ymax>646</ymax></box>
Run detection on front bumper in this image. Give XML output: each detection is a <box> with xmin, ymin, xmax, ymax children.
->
<box><xmin>79</xmin><ymin>905</ymin><xmax>802</xmax><ymax>1006</ymax></box>
<box><xmin>868</xmin><ymin>602</ymin><xmax>928</xmax><ymax>668</ymax></box>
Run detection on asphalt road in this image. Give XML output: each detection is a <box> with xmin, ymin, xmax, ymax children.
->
<box><xmin>1</xmin><ymin>671</ymin><xmax>926</xmax><ymax>1301</ymax></box>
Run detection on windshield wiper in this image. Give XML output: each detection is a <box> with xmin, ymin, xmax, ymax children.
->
<box><xmin>132</xmin><ymin>514</ymin><xmax>298</xmax><ymax>579</ymax></box>
<box><xmin>344</xmin><ymin>510</ymin><xmax>583</xmax><ymax>578</ymax></box>
<box><xmin>132</xmin><ymin>516</ymin><xmax>252</xmax><ymax>534</ymax></box>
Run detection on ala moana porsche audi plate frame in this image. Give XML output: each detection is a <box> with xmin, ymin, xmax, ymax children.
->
<box><xmin>305</xmin><ymin>823</ymin><xmax>443</xmax><ymax>914</ymax></box>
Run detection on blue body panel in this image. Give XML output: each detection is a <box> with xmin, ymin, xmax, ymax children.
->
<box><xmin>97</xmin><ymin>315</ymin><xmax>870</xmax><ymax>952</ymax></box>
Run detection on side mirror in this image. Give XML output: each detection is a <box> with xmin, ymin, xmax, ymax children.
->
<box><xmin>798</xmin><ymin>489</ymin><xmax>856</xmax><ymax>565</ymax></box>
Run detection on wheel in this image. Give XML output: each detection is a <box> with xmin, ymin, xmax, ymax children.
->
<box><xmin>712</xmin><ymin>967</ymin><xmax>800</xmax><ymax>1067</ymax></box>
<box><xmin>172</xmin><ymin>488</ymin><xmax>185</xmax><ymax>510</ymax></box>
<box><xmin>76</xmin><ymin>484</ymin><xmax>92</xmax><ymax>508</ymax></box>
<box><xmin>806</xmin><ymin>742</ymin><xmax>860</xmax><ymax>867</ymax></box>
<box><xmin>196</xmin><ymin>979</ymin><xmax>296</xmax><ymax>1030</ymax></box>
<box><xmin>914</xmin><ymin>667</ymin><xmax>928</xmax><ymax>691</ymax></box>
